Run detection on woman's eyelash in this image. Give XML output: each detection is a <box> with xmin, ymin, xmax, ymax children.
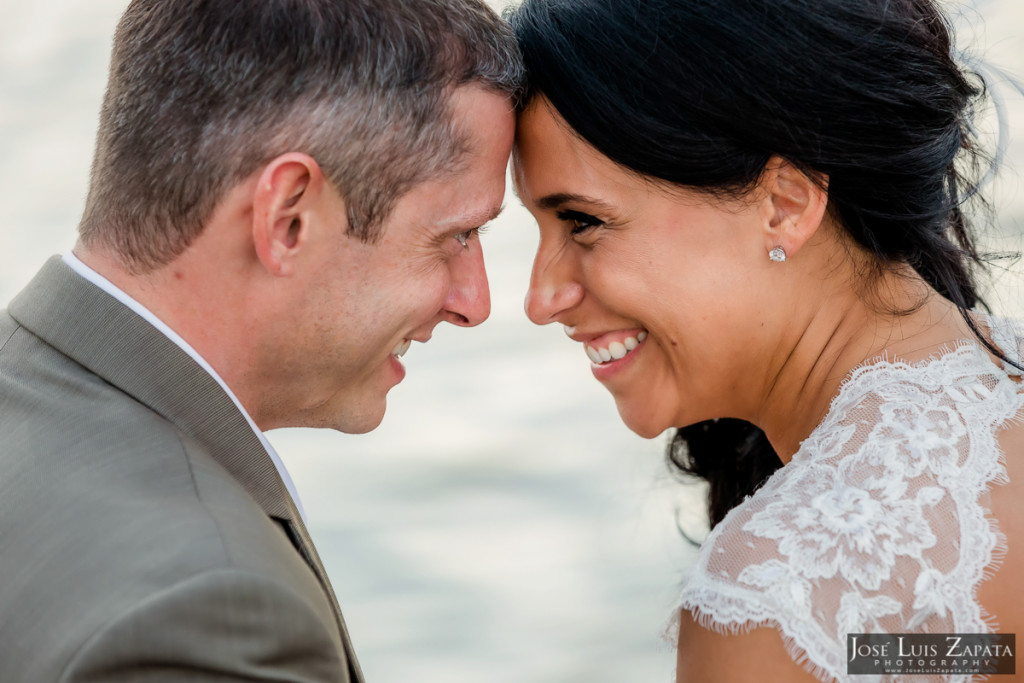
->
<box><xmin>556</xmin><ymin>209</ymin><xmax>604</xmax><ymax>235</ymax></box>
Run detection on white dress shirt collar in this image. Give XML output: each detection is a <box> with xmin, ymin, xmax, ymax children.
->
<box><xmin>61</xmin><ymin>251</ymin><xmax>306</xmax><ymax>522</ymax></box>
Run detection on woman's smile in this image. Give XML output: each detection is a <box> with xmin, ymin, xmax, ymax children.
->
<box><xmin>564</xmin><ymin>326</ymin><xmax>649</xmax><ymax>379</ymax></box>
<box><xmin>565</xmin><ymin>325</ymin><xmax>647</xmax><ymax>361</ymax></box>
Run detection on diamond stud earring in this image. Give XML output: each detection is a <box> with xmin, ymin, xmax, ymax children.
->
<box><xmin>768</xmin><ymin>246</ymin><xmax>787</xmax><ymax>263</ymax></box>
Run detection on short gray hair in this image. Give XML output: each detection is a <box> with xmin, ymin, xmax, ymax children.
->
<box><xmin>79</xmin><ymin>0</ymin><xmax>524</xmax><ymax>272</ymax></box>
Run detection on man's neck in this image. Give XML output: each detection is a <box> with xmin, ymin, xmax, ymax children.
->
<box><xmin>71</xmin><ymin>240</ymin><xmax>266</xmax><ymax>425</ymax></box>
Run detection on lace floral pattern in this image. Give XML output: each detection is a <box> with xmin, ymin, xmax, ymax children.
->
<box><xmin>673</xmin><ymin>318</ymin><xmax>1024</xmax><ymax>683</ymax></box>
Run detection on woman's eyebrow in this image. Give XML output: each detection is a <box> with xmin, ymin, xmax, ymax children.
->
<box><xmin>537</xmin><ymin>192</ymin><xmax>616</xmax><ymax>213</ymax></box>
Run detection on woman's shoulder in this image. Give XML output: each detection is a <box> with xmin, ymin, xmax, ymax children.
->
<box><xmin>675</xmin><ymin>324</ymin><xmax>1024</xmax><ymax>681</ymax></box>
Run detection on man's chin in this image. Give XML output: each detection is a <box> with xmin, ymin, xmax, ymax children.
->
<box><xmin>279</xmin><ymin>384</ymin><xmax>391</xmax><ymax>433</ymax></box>
<box><xmin>328</xmin><ymin>399</ymin><xmax>388</xmax><ymax>434</ymax></box>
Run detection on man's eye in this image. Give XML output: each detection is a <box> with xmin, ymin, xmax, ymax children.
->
<box><xmin>453</xmin><ymin>225</ymin><xmax>488</xmax><ymax>249</ymax></box>
<box><xmin>556</xmin><ymin>209</ymin><xmax>603</xmax><ymax>236</ymax></box>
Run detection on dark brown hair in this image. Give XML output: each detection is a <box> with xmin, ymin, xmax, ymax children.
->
<box><xmin>509</xmin><ymin>0</ymin><xmax>1001</xmax><ymax>527</ymax></box>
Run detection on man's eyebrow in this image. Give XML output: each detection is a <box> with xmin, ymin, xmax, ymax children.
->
<box><xmin>455</xmin><ymin>203</ymin><xmax>505</xmax><ymax>227</ymax></box>
<box><xmin>536</xmin><ymin>193</ymin><xmax>616</xmax><ymax>213</ymax></box>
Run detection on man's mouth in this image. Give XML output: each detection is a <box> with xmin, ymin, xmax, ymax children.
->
<box><xmin>391</xmin><ymin>339</ymin><xmax>411</xmax><ymax>358</ymax></box>
<box><xmin>582</xmin><ymin>330</ymin><xmax>647</xmax><ymax>365</ymax></box>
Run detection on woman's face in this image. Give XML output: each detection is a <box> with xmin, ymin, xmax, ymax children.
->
<box><xmin>513</xmin><ymin>98</ymin><xmax>780</xmax><ymax>437</ymax></box>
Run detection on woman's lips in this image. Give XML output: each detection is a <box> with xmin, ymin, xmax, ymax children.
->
<box><xmin>582</xmin><ymin>329</ymin><xmax>648</xmax><ymax>365</ymax></box>
<box><xmin>562</xmin><ymin>326</ymin><xmax>649</xmax><ymax>371</ymax></box>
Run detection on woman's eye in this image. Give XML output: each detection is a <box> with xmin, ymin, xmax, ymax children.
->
<box><xmin>556</xmin><ymin>209</ymin><xmax>603</xmax><ymax>236</ymax></box>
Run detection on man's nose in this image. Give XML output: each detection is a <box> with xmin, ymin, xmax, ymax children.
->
<box><xmin>444</xmin><ymin>242</ymin><xmax>491</xmax><ymax>327</ymax></box>
<box><xmin>524</xmin><ymin>239</ymin><xmax>583</xmax><ymax>325</ymax></box>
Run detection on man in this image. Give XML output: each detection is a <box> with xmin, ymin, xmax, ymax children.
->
<box><xmin>0</xmin><ymin>0</ymin><xmax>520</xmax><ymax>680</ymax></box>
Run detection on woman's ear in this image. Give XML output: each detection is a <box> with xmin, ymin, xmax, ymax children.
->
<box><xmin>251</xmin><ymin>153</ymin><xmax>328</xmax><ymax>277</ymax></box>
<box><xmin>760</xmin><ymin>156</ymin><xmax>828</xmax><ymax>260</ymax></box>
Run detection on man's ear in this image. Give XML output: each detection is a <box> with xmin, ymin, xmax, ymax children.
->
<box><xmin>759</xmin><ymin>156</ymin><xmax>828</xmax><ymax>260</ymax></box>
<box><xmin>251</xmin><ymin>153</ymin><xmax>327</xmax><ymax>277</ymax></box>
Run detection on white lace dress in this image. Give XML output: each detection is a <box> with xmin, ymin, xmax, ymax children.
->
<box><xmin>672</xmin><ymin>317</ymin><xmax>1024</xmax><ymax>683</ymax></box>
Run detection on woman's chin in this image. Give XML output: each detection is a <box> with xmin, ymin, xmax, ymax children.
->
<box><xmin>615</xmin><ymin>401</ymin><xmax>674</xmax><ymax>439</ymax></box>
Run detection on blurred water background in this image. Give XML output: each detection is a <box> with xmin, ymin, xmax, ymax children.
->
<box><xmin>0</xmin><ymin>1</ymin><xmax>1021</xmax><ymax>681</ymax></box>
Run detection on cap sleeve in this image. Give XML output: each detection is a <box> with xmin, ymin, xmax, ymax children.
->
<box><xmin>672</xmin><ymin>345</ymin><xmax>1021</xmax><ymax>682</ymax></box>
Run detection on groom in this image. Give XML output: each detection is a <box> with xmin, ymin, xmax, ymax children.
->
<box><xmin>0</xmin><ymin>0</ymin><xmax>519</xmax><ymax>680</ymax></box>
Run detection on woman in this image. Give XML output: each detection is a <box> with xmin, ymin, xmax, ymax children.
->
<box><xmin>507</xmin><ymin>0</ymin><xmax>1024</xmax><ymax>680</ymax></box>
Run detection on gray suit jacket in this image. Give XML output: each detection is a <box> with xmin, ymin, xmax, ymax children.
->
<box><xmin>0</xmin><ymin>257</ymin><xmax>365</xmax><ymax>682</ymax></box>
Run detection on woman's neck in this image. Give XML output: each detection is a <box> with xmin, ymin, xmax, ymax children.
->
<box><xmin>754</xmin><ymin>264</ymin><xmax>969</xmax><ymax>463</ymax></box>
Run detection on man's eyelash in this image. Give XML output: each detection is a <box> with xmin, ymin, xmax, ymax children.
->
<box><xmin>556</xmin><ymin>209</ymin><xmax>604</xmax><ymax>235</ymax></box>
<box><xmin>453</xmin><ymin>225</ymin><xmax>489</xmax><ymax>248</ymax></box>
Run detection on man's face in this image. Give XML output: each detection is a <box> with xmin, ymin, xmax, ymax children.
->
<box><xmin>276</xmin><ymin>86</ymin><xmax>515</xmax><ymax>432</ymax></box>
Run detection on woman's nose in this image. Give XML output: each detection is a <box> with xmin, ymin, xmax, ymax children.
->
<box><xmin>524</xmin><ymin>240</ymin><xmax>584</xmax><ymax>325</ymax></box>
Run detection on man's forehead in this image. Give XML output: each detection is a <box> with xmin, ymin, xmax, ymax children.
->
<box><xmin>405</xmin><ymin>174</ymin><xmax>506</xmax><ymax>230</ymax></box>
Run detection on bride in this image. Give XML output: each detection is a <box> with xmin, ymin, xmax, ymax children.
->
<box><xmin>507</xmin><ymin>0</ymin><xmax>1024</xmax><ymax>680</ymax></box>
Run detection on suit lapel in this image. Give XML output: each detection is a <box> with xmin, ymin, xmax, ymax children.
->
<box><xmin>280</xmin><ymin>499</ymin><xmax>366</xmax><ymax>683</ymax></box>
<box><xmin>10</xmin><ymin>257</ymin><xmax>289</xmax><ymax>516</ymax></box>
<box><xmin>9</xmin><ymin>256</ymin><xmax>360</xmax><ymax>674</ymax></box>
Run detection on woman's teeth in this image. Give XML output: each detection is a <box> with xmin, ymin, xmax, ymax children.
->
<box><xmin>585</xmin><ymin>331</ymin><xmax>647</xmax><ymax>365</ymax></box>
<box><xmin>392</xmin><ymin>339</ymin><xmax>411</xmax><ymax>357</ymax></box>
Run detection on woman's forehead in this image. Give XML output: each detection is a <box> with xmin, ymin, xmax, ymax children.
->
<box><xmin>514</xmin><ymin>97</ymin><xmax>641</xmax><ymax>202</ymax></box>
